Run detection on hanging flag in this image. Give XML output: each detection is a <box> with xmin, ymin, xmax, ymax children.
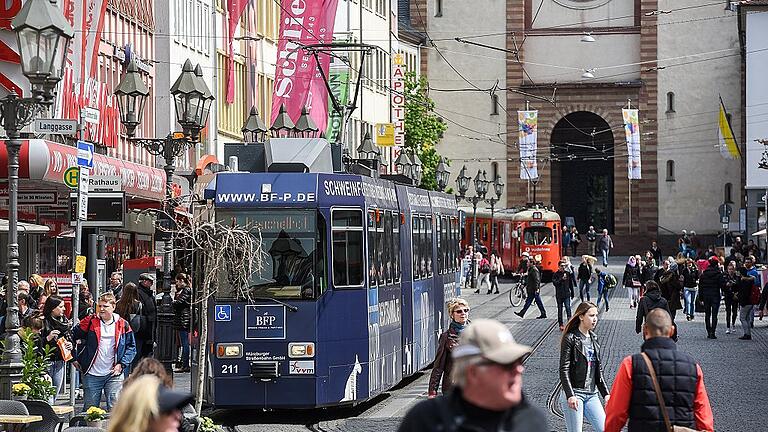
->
<box><xmin>271</xmin><ymin>0</ymin><xmax>339</xmax><ymax>132</ymax></box>
<box><xmin>518</xmin><ymin>110</ymin><xmax>538</xmax><ymax>180</ymax></box>
<box><xmin>622</xmin><ymin>108</ymin><xmax>642</xmax><ymax>180</ymax></box>
<box><xmin>325</xmin><ymin>65</ymin><xmax>350</xmax><ymax>143</ymax></box>
<box><xmin>718</xmin><ymin>96</ymin><xmax>741</xmax><ymax>160</ymax></box>
<box><xmin>63</xmin><ymin>0</ymin><xmax>108</xmax><ymax>89</ymax></box>
<box><xmin>226</xmin><ymin>0</ymin><xmax>248</xmax><ymax>104</ymax></box>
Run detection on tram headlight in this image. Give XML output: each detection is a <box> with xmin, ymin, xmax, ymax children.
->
<box><xmin>216</xmin><ymin>343</ymin><xmax>243</xmax><ymax>359</ymax></box>
<box><xmin>288</xmin><ymin>342</ymin><xmax>315</xmax><ymax>358</ymax></box>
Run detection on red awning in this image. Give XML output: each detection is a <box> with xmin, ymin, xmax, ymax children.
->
<box><xmin>0</xmin><ymin>139</ymin><xmax>166</xmax><ymax>202</ymax></box>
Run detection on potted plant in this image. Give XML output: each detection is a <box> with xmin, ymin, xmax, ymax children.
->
<box><xmin>12</xmin><ymin>383</ymin><xmax>30</xmax><ymax>400</ymax></box>
<box><xmin>85</xmin><ymin>406</ymin><xmax>107</xmax><ymax>428</ymax></box>
<box><xmin>18</xmin><ymin>328</ymin><xmax>56</xmax><ymax>401</ymax></box>
<box><xmin>199</xmin><ymin>416</ymin><xmax>224</xmax><ymax>432</ymax></box>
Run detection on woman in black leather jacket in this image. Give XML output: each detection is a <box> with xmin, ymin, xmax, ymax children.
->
<box><xmin>559</xmin><ymin>301</ymin><xmax>609</xmax><ymax>432</ymax></box>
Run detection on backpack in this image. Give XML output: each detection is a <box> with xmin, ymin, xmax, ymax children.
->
<box><xmin>479</xmin><ymin>260</ymin><xmax>491</xmax><ymax>274</ymax></box>
<box><xmin>128</xmin><ymin>301</ymin><xmax>143</xmax><ymax>333</ymax></box>
<box><xmin>604</xmin><ymin>273</ymin><xmax>618</xmax><ymax>289</ymax></box>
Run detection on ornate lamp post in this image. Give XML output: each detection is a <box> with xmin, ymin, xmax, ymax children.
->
<box><xmin>115</xmin><ymin>58</ymin><xmax>213</xmax><ymax>375</ymax></box>
<box><xmin>485</xmin><ymin>174</ymin><xmax>505</xmax><ymax>251</ymax></box>
<box><xmin>455</xmin><ymin>166</ymin><xmax>490</xmax><ymax>290</ymax></box>
<box><xmin>394</xmin><ymin>149</ymin><xmax>414</xmax><ymax>180</ymax></box>
<box><xmin>294</xmin><ymin>106</ymin><xmax>320</xmax><ymax>138</ymax></box>
<box><xmin>270</xmin><ymin>104</ymin><xmax>295</xmax><ymax>138</ymax></box>
<box><xmin>411</xmin><ymin>150</ymin><xmax>423</xmax><ymax>186</ymax></box>
<box><xmin>242</xmin><ymin>106</ymin><xmax>268</xmax><ymax>143</ymax></box>
<box><xmin>356</xmin><ymin>132</ymin><xmax>380</xmax><ymax>172</ymax></box>
<box><xmin>435</xmin><ymin>157</ymin><xmax>450</xmax><ymax>192</ymax></box>
<box><xmin>1</xmin><ymin>0</ymin><xmax>73</xmax><ymax>398</ymax></box>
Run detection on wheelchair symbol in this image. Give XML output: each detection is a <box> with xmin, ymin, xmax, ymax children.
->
<box><xmin>215</xmin><ymin>305</ymin><xmax>231</xmax><ymax>322</ymax></box>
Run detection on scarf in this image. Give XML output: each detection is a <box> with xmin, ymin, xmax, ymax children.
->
<box><xmin>450</xmin><ymin>320</ymin><xmax>468</xmax><ymax>335</ymax></box>
<box><xmin>46</xmin><ymin>314</ymin><xmax>72</xmax><ymax>334</ymax></box>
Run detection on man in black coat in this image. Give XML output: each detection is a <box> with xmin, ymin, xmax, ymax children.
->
<box><xmin>398</xmin><ymin>319</ymin><xmax>548</xmax><ymax>432</ymax></box>
<box><xmin>635</xmin><ymin>281</ymin><xmax>670</xmax><ymax>334</ymax></box>
<box><xmin>515</xmin><ymin>257</ymin><xmax>547</xmax><ymax>320</ymax></box>
<box><xmin>553</xmin><ymin>262</ymin><xmax>575</xmax><ymax>329</ymax></box>
<box><xmin>135</xmin><ymin>272</ymin><xmax>158</xmax><ymax>365</ymax></box>
<box><xmin>698</xmin><ymin>256</ymin><xmax>725</xmax><ymax>339</ymax></box>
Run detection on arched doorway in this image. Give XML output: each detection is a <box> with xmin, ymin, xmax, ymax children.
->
<box><xmin>550</xmin><ymin>111</ymin><xmax>614</xmax><ymax>233</ymax></box>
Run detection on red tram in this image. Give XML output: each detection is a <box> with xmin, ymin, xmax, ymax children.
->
<box><xmin>461</xmin><ymin>206</ymin><xmax>562</xmax><ymax>277</ymax></box>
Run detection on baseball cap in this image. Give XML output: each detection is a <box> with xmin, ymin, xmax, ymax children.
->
<box><xmin>139</xmin><ymin>273</ymin><xmax>155</xmax><ymax>283</ymax></box>
<box><xmin>452</xmin><ymin>319</ymin><xmax>532</xmax><ymax>364</ymax></box>
<box><xmin>157</xmin><ymin>386</ymin><xmax>194</xmax><ymax>413</ymax></box>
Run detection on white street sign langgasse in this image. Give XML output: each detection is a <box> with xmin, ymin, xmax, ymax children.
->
<box><xmin>33</xmin><ymin>119</ymin><xmax>78</xmax><ymax>135</ymax></box>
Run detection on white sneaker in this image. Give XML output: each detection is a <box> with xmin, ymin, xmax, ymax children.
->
<box><xmin>726</xmin><ymin>328</ymin><xmax>731</xmax><ymax>334</ymax></box>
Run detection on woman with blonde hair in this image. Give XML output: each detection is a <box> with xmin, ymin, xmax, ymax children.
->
<box><xmin>428</xmin><ymin>298</ymin><xmax>470</xmax><ymax>398</ymax></box>
<box><xmin>108</xmin><ymin>375</ymin><xmax>193</xmax><ymax>432</ymax></box>
<box><xmin>28</xmin><ymin>273</ymin><xmax>45</xmax><ymax>304</ymax></box>
<box><xmin>37</xmin><ymin>278</ymin><xmax>59</xmax><ymax>310</ymax></box>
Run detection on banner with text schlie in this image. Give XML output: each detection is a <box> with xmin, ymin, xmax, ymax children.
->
<box><xmin>271</xmin><ymin>0</ymin><xmax>339</xmax><ymax>133</ymax></box>
<box><xmin>518</xmin><ymin>110</ymin><xmax>539</xmax><ymax>180</ymax></box>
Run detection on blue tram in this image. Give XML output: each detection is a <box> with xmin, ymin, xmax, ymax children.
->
<box><xmin>202</xmin><ymin>171</ymin><xmax>460</xmax><ymax>408</ymax></box>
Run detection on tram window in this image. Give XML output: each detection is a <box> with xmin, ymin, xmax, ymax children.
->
<box><xmin>441</xmin><ymin>216</ymin><xmax>448</xmax><ymax>274</ymax></box>
<box><xmin>426</xmin><ymin>216</ymin><xmax>433</xmax><ymax>278</ymax></box>
<box><xmin>393</xmin><ymin>214</ymin><xmax>401</xmax><ymax>283</ymax></box>
<box><xmin>435</xmin><ymin>216</ymin><xmax>442</xmax><ymax>274</ymax></box>
<box><xmin>384</xmin><ymin>211</ymin><xmax>393</xmax><ymax>285</ymax></box>
<box><xmin>332</xmin><ymin>209</ymin><xmax>364</xmax><ymax>287</ymax></box>
<box><xmin>376</xmin><ymin>212</ymin><xmax>385</xmax><ymax>285</ymax></box>
<box><xmin>524</xmin><ymin>227</ymin><xmax>553</xmax><ymax>245</ymax></box>
<box><xmin>368</xmin><ymin>210</ymin><xmax>378</xmax><ymax>287</ymax></box>
<box><xmin>412</xmin><ymin>215</ymin><xmax>420</xmax><ymax>280</ymax></box>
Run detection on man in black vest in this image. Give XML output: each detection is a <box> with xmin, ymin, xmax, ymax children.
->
<box><xmin>605</xmin><ymin>308</ymin><xmax>714</xmax><ymax>432</ymax></box>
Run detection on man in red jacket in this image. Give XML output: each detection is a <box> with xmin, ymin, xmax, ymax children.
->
<box><xmin>605</xmin><ymin>308</ymin><xmax>713</xmax><ymax>432</ymax></box>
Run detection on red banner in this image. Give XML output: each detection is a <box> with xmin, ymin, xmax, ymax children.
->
<box><xmin>226</xmin><ymin>0</ymin><xmax>248</xmax><ymax>104</ymax></box>
<box><xmin>271</xmin><ymin>0</ymin><xmax>338</xmax><ymax>132</ymax></box>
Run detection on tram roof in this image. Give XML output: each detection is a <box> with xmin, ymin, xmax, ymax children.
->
<box><xmin>459</xmin><ymin>206</ymin><xmax>560</xmax><ymax>222</ymax></box>
<box><xmin>209</xmin><ymin>171</ymin><xmax>456</xmax><ymax>213</ymax></box>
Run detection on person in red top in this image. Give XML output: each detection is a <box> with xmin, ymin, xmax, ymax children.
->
<box><xmin>604</xmin><ymin>308</ymin><xmax>713</xmax><ymax>432</ymax></box>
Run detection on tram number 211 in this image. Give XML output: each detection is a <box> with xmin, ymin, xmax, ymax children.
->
<box><xmin>221</xmin><ymin>364</ymin><xmax>239</xmax><ymax>374</ymax></box>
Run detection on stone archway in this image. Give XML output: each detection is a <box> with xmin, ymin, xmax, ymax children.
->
<box><xmin>550</xmin><ymin>111</ymin><xmax>615</xmax><ymax>233</ymax></box>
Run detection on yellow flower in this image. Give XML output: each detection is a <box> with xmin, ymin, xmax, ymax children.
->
<box><xmin>85</xmin><ymin>406</ymin><xmax>106</xmax><ymax>419</ymax></box>
<box><xmin>12</xmin><ymin>383</ymin><xmax>31</xmax><ymax>395</ymax></box>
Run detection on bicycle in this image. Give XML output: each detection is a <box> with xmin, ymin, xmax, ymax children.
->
<box><xmin>509</xmin><ymin>273</ymin><xmax>527</xmax><ymax>307</ymax></box>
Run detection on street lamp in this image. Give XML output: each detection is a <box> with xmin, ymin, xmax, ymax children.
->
<box><xmin>294</xmin><ymin>106</ymin><xmax>319</xmax><ymax>138</ymax></box>
<box><xmin>486</xmin><ymin>174</ymin><xmax>505</xmax><ymax>253</ymax></box>
<box><xmin>411</xmin><ymin>150</ymin><xmax>423</xmax><ymax>186</ymax></box>
<box><xmin>1</xmin><ymin>0</ymin><xmax>73</xmax><ymax>399</ymax></box>
<box><xmin>115</xmin><ymin>58</ymin><xmax>213</xmax><ymax>376</ymax></box>
<box><xmin>114</xmin><ymin>59</ymin><xmax>150</xmax><ymax>138</ymax></box>
<box><xmin>270</xmin><ymin>104</ymin><xmax>295</xmax><ymax>138</ymax></box>
<box><xmin>455</xmin><ymin>166</ymin><xmax>493</xmax><ymax>291</ymax></box>
<box><xmin>394</xmin><ymin>149</ymin><xmax>414</xmax><ymax>180</ymax></box>
<box><xmin>242</xmin><ymin>106</ymin><xmax>268</xmax><ymax>143</ymax></box>
<box><xmin>435</xmin><ymin>157</ymin><xmax>450</xmax><ymax>191</ymax></box>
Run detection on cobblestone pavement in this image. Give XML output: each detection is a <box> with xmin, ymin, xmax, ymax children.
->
<box><xmin>200</xmin><ymin>257</ymin><xmax>768</xmax><ymax>432</ymax></box>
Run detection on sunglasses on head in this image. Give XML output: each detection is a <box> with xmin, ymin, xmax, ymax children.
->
<box><xmin>454</xmin><ymin>308</ymin><xmax>470</xmax><ymax>313</ymax></box>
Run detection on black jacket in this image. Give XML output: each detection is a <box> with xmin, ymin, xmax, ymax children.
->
<box><xmin>136</xmin><ymin>285</ymin><xmax>157</xmax><ymax>341</ymax></box>
<box><xmin>553</xmin><ymin>270</ymin><xmax>575</xmax><ymax>300</ymax></box>
<box><xmin>697</xmin><ymin>265</ymin><xmax>724</xmax><ymax>300</ymax></box>
<box><xmin>627</xmin><ymin>337</ymin><xmax>699</xmax><ymax>432</ymax></box>
<box><xmin>737</xmin><ymin>275</ymin><xmax>755</xmax><ymax>307</ymax></box>
<box><xmin>656</xmin><ymin>269</ymin><xmax>683</xmax><ymax>311</ymax></box>
<box><xmin>622</xmin><ymin>265</ymin><xmax>641</xmax><ymax>288</ymax></box>
<box><xmin>398</xmin><ymin>388</ymin><xmax>548</xmax><ymax>432</ymax></box>
<box><xmin>577</xmin><ymin>263</ymin><xmax>592</xmax><ymax>281</ymax></box>
<box><xmin>681</xmin><ymin>266</ymin><xmax>699</xmax><ymax>289</ymax></box>
<box><xmin>559</xmin><ymin>330</ymin><xmax>609</xmax><ymax>399</ymax></box>
<box><xmin>526</xmin><ymin>265</ymin><xmax>541</xmax><ymax>296</ymax></box>
<box><xmin>172</xmin><ymin>286</ymin><xmax>192</xmax><ymax>330</ymax></box>
<box><xmin>635</xmin><ymin>290</ymin><xmax>670</xmax><ymax>334</ymax></box>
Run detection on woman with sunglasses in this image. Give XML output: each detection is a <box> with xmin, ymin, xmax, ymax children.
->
<box><xmin>559</xmin><ymin>301</ymin><xmax>610</xmax><ymax>432</ymax></box>
<box><xmin>428</xmin><ymin>298</ymin><xmax>471</xmax><ymax>398</ymax></box>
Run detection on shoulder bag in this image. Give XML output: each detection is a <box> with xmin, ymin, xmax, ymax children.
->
<box><xmin>640</xmin><ymin>352</ymin><xmax>700</xmax><ymax>432</ymax></box>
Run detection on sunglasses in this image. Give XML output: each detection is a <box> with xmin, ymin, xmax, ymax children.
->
<box><xmin>453</xmin><ymin>308</ymin><xmax>470</xmax><ymax>314</ymax></box>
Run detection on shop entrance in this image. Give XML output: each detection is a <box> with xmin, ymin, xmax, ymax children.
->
<box><xmin>550</xmin><ymin>111</ymin><xmax>615</xmax><ymax>233</ymax></box>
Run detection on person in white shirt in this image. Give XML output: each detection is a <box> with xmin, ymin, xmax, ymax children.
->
<box><xmin>73</xmin><ymin>292</ymin><xmax>136</xmax><ymax>411</ymax></box>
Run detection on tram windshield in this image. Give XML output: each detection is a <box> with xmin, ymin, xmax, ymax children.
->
<box><xmin>215</xmin><ymin>209</ymin><xmax>322</xmax><ymax>300</ymax></box>
<box><xmin>523</xmin><ymin>227</ymin><xmax>552</xmax><ymax>245</ymax></box>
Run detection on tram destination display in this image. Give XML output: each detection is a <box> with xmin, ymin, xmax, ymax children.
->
<box><xmin>69</xmin><ymin>192</ymin><xmax>125</xmax><ymax>227</ymax></box>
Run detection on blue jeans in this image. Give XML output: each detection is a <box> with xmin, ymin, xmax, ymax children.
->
<box><xmin>596</xmin><ymin>285</ymin><xmax>609</xmax><ymax>310</ymax></box>
<box><xmin>557</xmin><ymin>296</ymin><xmax>573</xmax><ymax>326</ymax></box>
<box><xmin>519</xmin><ymin>292</ymin><xmax>546</xmax><ymax>317</ymax></box>
<box><xmin>684</xmin><ymin>287</ymin><xmax>697</xmax><ymax>317</ymax></box>
<box><xmin>560</xmin><ymin>390</ymin><xmax>606</xmax><ymax>432</ymax></box>
<box><xmin>82</xmin><ymin>372</ymin><xmax>124</xmax><ymax>412</ymax></box>
<box><xmin>178</xmin><ymin>329</ymin><xmax>190</xmax><ymax>368</ymax></box>
<box><xmin>740</xmin><ymin>305</ymin><xmax>754</xmax><ymax>336</ymax></box>
<box><xmin>49</xmin><ymin>360</ymin><xmax>67</xmax><ymax>403</ymax></box>
<box><xmin>578</xmin><ymin>280</ymin><xmax>591</xmax><ymax>301</ymax></box>
<box><xmin>601</xmin><ymin>249</ymin><xmax>609</xmax><ymax>266</ymax></box>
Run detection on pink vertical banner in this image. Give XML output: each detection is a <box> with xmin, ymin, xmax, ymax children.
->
<box><xmin>63</xmin><ymin>0</ymin><xmax>108</xmax><ymax>87</ymax></box>
<box><xmin>226</xmin><ymin>0</ymin><xmax>248</xmax><ymax>104</ymax></box>
<box><xmin>271</xmin><ymin>0</ymin><xmax>339</xmax><ymax>132</ymax></box>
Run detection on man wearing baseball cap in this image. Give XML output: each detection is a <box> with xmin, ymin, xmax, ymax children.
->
<box><xmin>398</xmin><ymin>319</ymin><xmax>548</xmax><ymax>432</ymax></box>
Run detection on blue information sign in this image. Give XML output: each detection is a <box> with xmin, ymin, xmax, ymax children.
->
<box><xmin>77</xmin><ymin>141</ymin><xmax>94</xmax><ymax>168</ymax></box>
<box><xmin>245</xmin><ymin>305</ymin><xmax>286</xmax><ymax>339</ymax></box>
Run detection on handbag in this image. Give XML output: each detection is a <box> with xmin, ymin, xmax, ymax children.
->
<box><xmin>632</xmin><ymin>280</ymin><xmax>642</xmax><ymax>288</ymax></box>
<box><xmin>640</xmin><ymin>353</ymin><xmax>700</xmax><ymax>432</ymax></box>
